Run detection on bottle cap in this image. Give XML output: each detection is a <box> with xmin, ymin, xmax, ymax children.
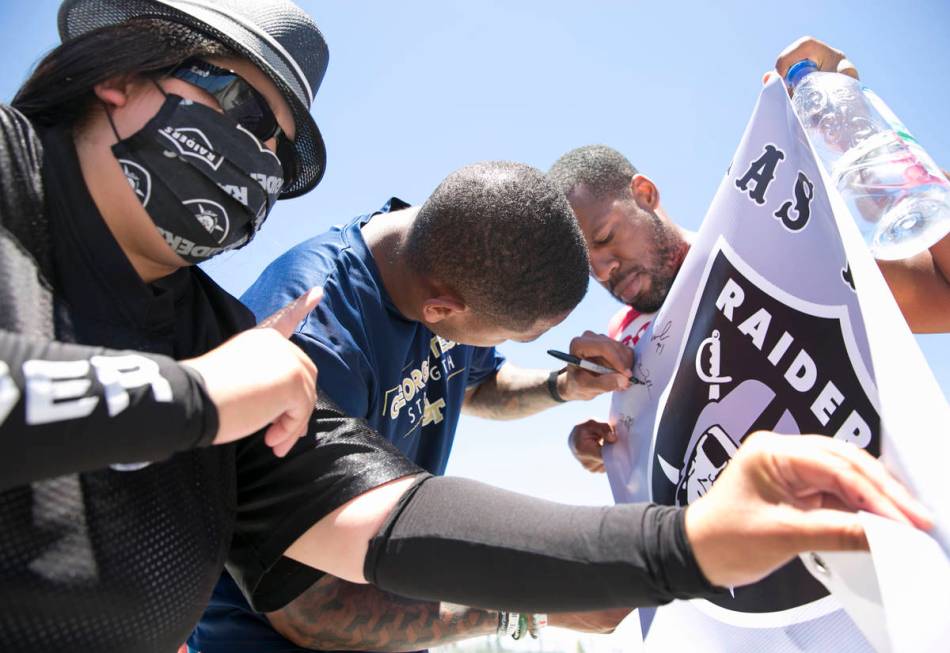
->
<box><xmin>785</xmin><ymin>59</ymin><xmax>819</xmax><ymax>89</ymax></box>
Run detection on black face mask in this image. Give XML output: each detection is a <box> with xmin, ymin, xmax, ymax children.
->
<box><xmin>111</xmin><ymin>94</ymin><xmax>284</xmax><ymax>263</ymax></box>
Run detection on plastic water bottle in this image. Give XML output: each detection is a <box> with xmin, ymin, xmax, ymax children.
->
<box><xmin>785</xmin><ymin>60</ymin><xmax>950</xmax><ymax>260</ymax></box>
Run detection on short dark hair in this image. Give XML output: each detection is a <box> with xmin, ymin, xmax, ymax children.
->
<box><xmin>406</xmin><ymin>161</ymin><xmax>589</xmax><ymax>331</ymax></box>
<box><xmin>548</xmin><ymin>145</ymin><xmax>640</xmax><ymax>203</ymax></box>
<box><xmin>13</xmin><ymin>19</ymin><xmax>233</xmax><ymax>127</ymax></box>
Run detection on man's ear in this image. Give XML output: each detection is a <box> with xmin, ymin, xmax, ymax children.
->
<box><xmin>629</xmin><ymin>174</ymin><xmax>660</xmax><ymax>211</ymax></box>
<box><xmin>420</xmin><ymin>294</ymin><xmax>467</xmax><ymax>324</ymax></box>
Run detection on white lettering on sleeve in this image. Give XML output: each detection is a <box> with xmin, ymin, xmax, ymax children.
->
<box><xmin>23</xmin><ymin>360</ymin><xmax>99</xmax><ymax>425</ymax></box>
<box><xmin>0</xmin><ymin>361</ymin><xmax>21</xmax><ymax>425</ymax></box>
<box><xmin>91</xmin><ymin>354</ymin><xmax>174</xmax><ymax>417</ymax></box>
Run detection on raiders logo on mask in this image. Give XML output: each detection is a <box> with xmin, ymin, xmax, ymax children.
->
<box><xmin>183</xmin><ymin>199</ymin><xmax>230</xmax><ymax>243</ymax></box>
<box><xmin>111</xmin><ymin>94</ymin><xmax>283</xmax><ymax>264</ymax></box>
<box><xmin>118</xmin><ymin>159</ymin><xmax>151</xmax><ymax>207</ymax></box>
<box><xmin>159</xmin><ymin>123</ymin><xmax>224</xmax><ymax>171</ymax></box>
<box><xmin>652</xmin><ymin>242</ymin><xmax>880</xmax><ymax>619</ymax></box>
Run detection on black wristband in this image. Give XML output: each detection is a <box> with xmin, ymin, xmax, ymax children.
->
<box><xmin>547</xmin><ymin>368</ymin><xmax>567</xmax><ymax>403</ymax></box>
<box><xmin>180</xmin><ymin>363</ymin><xmax>219</xmax><ymax>448</ymax></box>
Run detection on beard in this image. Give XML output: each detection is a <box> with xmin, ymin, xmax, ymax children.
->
<box><xmin>610</xmin><ymin>212</ymin><xmax>681</xmax><ymax>313</ymax></box>
<box><xmin>629</xmin><ymin>268</ymin><xmax>675</xmax><ymax>313</ymax></box>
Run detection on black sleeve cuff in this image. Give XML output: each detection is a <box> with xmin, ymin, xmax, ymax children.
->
<box><xmin>643</xmin><ymin>504</ymin><xmax>725</xmax><ymax>600</ymax></box>
<box><xmin>178</xmin><ymin>363</ymin><xmax>219</xmax><ymax>448</ymax></box>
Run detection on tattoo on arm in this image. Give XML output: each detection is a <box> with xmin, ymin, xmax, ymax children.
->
<box><xmin>266</xmin><ymin>575</ymin><xmax>498</xmax><ymax>651</ymax></box>
<box><xmin>462</xmin><ymin>363</ymin><xmax>557</xmax><ymax>420</ymax></box>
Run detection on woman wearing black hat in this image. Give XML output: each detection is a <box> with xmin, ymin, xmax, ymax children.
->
<box><xmin>0</xmin><ymin>1</ymin><xmax>933</xmax><ymax>651</ymax></box>
<box><xmin>0</xmin><ymin>0</ymin><xmax>426</xmax><ymax>649</ymax></box>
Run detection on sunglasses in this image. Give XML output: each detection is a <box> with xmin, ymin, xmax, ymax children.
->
<box><xmin>170</xmin><ymin>59</ymin><xmax>298</xmax><ymax>184</ymax></box>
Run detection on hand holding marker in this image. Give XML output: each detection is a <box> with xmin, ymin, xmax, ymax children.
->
<box><xmin>547</xmin><ymin>350</ymin><xmax>643</xmax><ymax>385</ymax></box>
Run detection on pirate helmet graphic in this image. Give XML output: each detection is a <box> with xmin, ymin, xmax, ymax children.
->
<box><xmin>183</xmin><ymin>198</ymin><xmax>230</xmax><ymax>243</ymax></box>
<box><xmin>675</xmin><ymin>424</ymin><xmax>738</xmax><ymax>505</ymax></box>
<box><xmin>658</xmin><ymin>378</ymin><xmax>800</xmax><ymax>507</ymax></box>
<box><xmin>118</xmin><ymin>159</ymin><xmax>151</xmax><ymax>206</ymax></box>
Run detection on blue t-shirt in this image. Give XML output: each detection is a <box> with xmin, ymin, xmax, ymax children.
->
<box><xmin>189</xmin><ymin>198</ymin><xmax>505</xmax><ymax>653</ymax></box>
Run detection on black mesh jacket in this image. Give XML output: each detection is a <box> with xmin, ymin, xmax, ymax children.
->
<box><xmin>0</xmin><ymin>104</ymin><xmax>421</xmax><ymax>653</ymax></box>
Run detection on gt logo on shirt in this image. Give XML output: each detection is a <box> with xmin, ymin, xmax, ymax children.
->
<box><xmin>0</xmin><ymin>354</ymin><xmax>173</xmax><ymax>427</ymax></box>
<box><xmin>388</xmin><ymin>359</ymin><xmax>436</xmax><ymax>420</ymax></box>
<box><xmin>386</xmin><ymin>357</ymin><xmax>457</xmax><ymax>422</ymax></box>
<box><xmin>385</xmin><ymin>336</ymin><xmax>459</xmax><ymax>422</ymax></box>
<box><xmin>401</xmin><ymin>395</ymin><xmax>447</xmax><ymax>430</ymax></box>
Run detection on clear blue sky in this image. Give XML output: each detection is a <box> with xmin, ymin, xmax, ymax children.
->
<box><xmin>3</xmin><ymin>1</ymin><xmax>948</xmax><ymax>505</ymax></box>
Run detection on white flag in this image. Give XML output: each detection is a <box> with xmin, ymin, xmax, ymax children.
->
<box><xmin>605</xmin><ymin>78</ymin><xmax>950</xmax><ymax>652</ymax></box>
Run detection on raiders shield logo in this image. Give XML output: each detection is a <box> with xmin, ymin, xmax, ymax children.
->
<box><xmin>652</xmin><ymin>240</ymin><xmax>880</xmax><ymax>619</ymax></box>
<box><xmin>118</xmin><ymin>159</ymin><xmax>151</xmax><ymax>207</ymax></box>
<box><xmin>183</xmin><ymin>199</ymin><xmax>230</xmax><ymax>244</ymax></box>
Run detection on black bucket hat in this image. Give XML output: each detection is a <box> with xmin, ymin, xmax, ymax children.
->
<box><xmin>58</xmin><ymin>0</ymin><xmax>329</xmax><ymax>199</ymax></box>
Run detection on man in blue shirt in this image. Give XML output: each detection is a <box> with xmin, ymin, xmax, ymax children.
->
<box><xmin>190</xmin><ymin>161</ymin><xmax>635</xmax><ymax>652</ymax></box>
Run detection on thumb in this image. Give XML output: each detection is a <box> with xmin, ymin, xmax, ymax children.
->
<box><xmin>836</xmin><ymin>57</ymin><xmax>859</xmax><ymax>79</ymax></box>
<box><xmin>581</xmin><ymin>371</ymin><xmax>629</xmax><ymax>393</ymax></box>
<box><xmin>257</xmin><ymin>286</ymin><xmax>323</xmax><ymax>337</ymax></box>
<box><xmin>762</xmin><ymin>70</ymin><xmax>780</xmax><ymax>85</ymax></box>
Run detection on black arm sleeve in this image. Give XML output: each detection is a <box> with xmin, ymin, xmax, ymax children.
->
<box><xmin>227</xmin><ymin>397</ymin><xmax>424</xmax><ymax>612</ymax></box>
<box><xmin>0</xmin><ymin>330</ymin><xmax>217</xmax><ymax>490</ymax></box>
<box><xmin>365</xmin><ymin>476</ymin><xmax>726</xmax><ymax>612</ymax></box>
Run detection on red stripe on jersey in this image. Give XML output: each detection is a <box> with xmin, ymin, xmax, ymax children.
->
<box><xmin>607</xmin><ymin>306</ymin><xmax>642</xmax><ymax>340</ymax></box>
